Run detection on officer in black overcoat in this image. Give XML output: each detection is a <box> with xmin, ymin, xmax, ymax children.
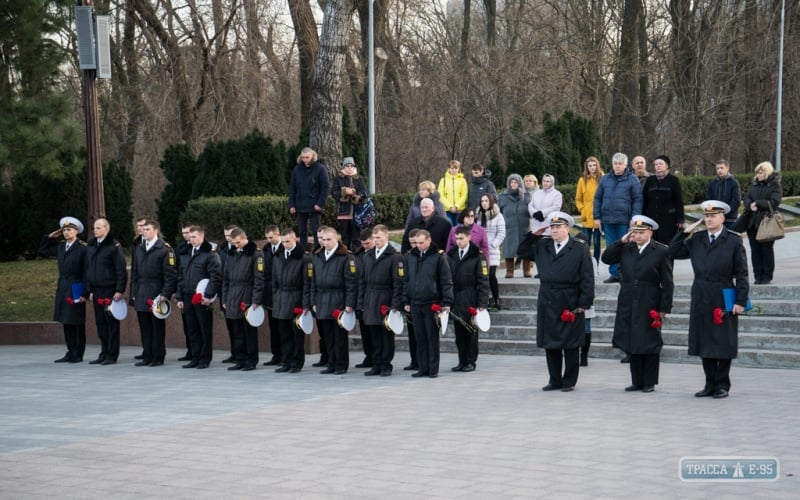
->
<box><xmin>85</xmin><ymin>218</ymin><xmax>128</xmax><ymax>364</ymax></box>
<box><xmin>39</xmin><ymin>216</ymin><xmax>89</xmax><ymax>363</ymax></box>
<box><xmin>272</xmin><ymin>228</ymin><xmax>311</xmax><ymax>373</ymax></box>
<box><xmin>352</xmin><ymin>228</ymin><xmax>375</xmax><ymax>369</ymax></box>
<box><xmin>174</xmin><ymin>223</ymin><xmax>195</xmax><ymax>361</ymax></box>
<box><xmin>261</xmin><ymin>225</ymin><xmax>284</xmax><ymax>366</ymax></box>
<box><xmin>601</xmin><ymin>215</ymin><xmax>674</xmax><ymax>392</ymax></box>
<box><xmin>446</xmin><ymin>226</ymin><xmax>490</xmax><ymax>372</ymax></box>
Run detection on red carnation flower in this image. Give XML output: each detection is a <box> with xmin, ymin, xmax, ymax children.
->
<box><xmin>240</xmin><ymin>301</ymin><xmax>247</xmax><ymax>312</ymax></box>
<box><xmin>332</xmin><ymin>308</ymin><xmax>341</xmax><ymax>318</ymax></box>
<box><xmin>96</xmin><ymin>298</ymin><xmax>104</xmax><ymax>305</ymax></box>
<box><xmin>649</xmin><ymin>310</ymin><xmax>660</xmax><ymax>319</ymax></box>
<box><xmin>191</xmin><ymin>293</ymin><xmax>203</xmax><ymax>305</ymax></box>
<box><xmin>468</xmin><ymin>307</ymin><xmax>478</xmax><ymax>316</ymax></box>
<box><xmin>431</xmin><ymin>304</ymin><xmax>442</xmax><ymax>313</ymax></box>
<box><xmin>147</xmin><ymin>298</ymin><xmax>154</xmax><ymax>306</ymax></box>
<box><xmin>293</xmin><ymin>307</ymin><xmax>303</xmax><ymax>315</ymax></box>
<box><xmin>712</xmin><ymin>307</ymin><xmax>725</xmax><ymax>325</ymax></box>
<box><xmin>380</xmin><ymin>304</ymin><xmax>389</xmax><ymax>316</ymax></box>
<box><xmin>66</xmin><ymin>297</ymin><xmax>75</xmax><ymax>305</ymax></box>
<box><xmin>103</xmin><ymin>298</ymin><xmax>111</xmax><ymax>306</ymax></box>
<box><xmin>560</xmin><ymin>309</ymin><xmax>576</xmax><ymax>323</ymax></box>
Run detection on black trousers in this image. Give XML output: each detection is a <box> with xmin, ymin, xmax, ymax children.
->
<box><xmin>267</xmin><ymin>309</ymin><xmax>281</xmax><ymax>361</ymax></box>
<box><xmin>225</xmin><ymin>317</ymin><xmax>236</xmax><ymax>357</ymax></box>
<box><xmin>488</xmin><ymin>265</ymin><xmax>499</xmax><ymax>302</ymax></box>
<box><xmin>702</xmin><ymin>357</ymin><xmax>732</xmax><ymax>391</ymax></box>
<box><xmin>316</xmin><ymin>324</ymin><xmax>329</xmax><ymax>363</ymax></box>
<box><xmin>545</xmin><ymin>348</ymin><xmax>580</xmax><ymax>388</ymax></box>
<box><xmin>410</xmin><ymin>305</ymin><xmax>440</xmax><ymax>376</ymax></box>
<box><xmin>296</xmin><ymin>212</ymin><xmax>321</xmax><ymax>251</ymax></box>
<box><xmin>278</xmin><ymin>318</ymin><xmax>305</xmax><ymax>369</ymax></box>
<box><xmin>454</xmin><ymin>321</ymin><xmax>478</xmax><ymax>366</ymax></box>
<box><xmin>62</xmin><ymin>323</ymin><xmax>86</xmax><ymax>361</ymax></box>
<box><xmin>136</xmin><ymin>311</ymin><xmax>165</xmax><ymax>362</ymax></box>
<box><xmin>337</xmin><ymin>219</ymin><xmax>359</xmax><ymax>250</ymax></box>
<box><xmin>629</xmin><ymin>353</ymin><xmax>660</xmax><ymax>387</ymax></box>
<box><xmin>407</xmin><ymin>321</ymin><xmax>418</xmax><ymax>366</ymax></box>
<box><xmin>318</xmin><ymin>319</ymin><xmax>348</xmax><ymax>371</ymax></box>
<box><xmin>180</xmin><ymin>310</ymin><xmax>191</xmax><ymax>354</ymax></box>
<box><xmin>185</xmin><ymin>302</ymin><xmax>214</xmax><ymax>363</ymax></box>
<box><xmin>747</xmin><ymin>227</ymin><xmax>776</xmax><ymax>281</ymax></box>
<box><xmin>357</xmin><ymin>318</ymin><xmax>373</xmax><ymax>365</ymax></box>
<box><xmin>368</xmin><ymin>324</ymin><xmax>395</xmax><ymax>372</ymax></box>
<box><xmin>92</xmin><ymin>301</ymin><xmax>119</xmax><ymax>361</ymax></box>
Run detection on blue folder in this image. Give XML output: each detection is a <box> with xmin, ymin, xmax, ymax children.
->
<box><xmin>71</xmin><ymin>282</ymin><xmax>85</xmax><ymax>301</ymax></box>
<box><xmin>722</xmin><ymin>287</ymin><xmax>752</xmax><ymax>312</ymax></box>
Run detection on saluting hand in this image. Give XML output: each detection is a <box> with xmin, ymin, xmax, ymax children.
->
<box><xmin>685</xmin><ymin>219</ymin><xmax>704</xmax><ymax>233</ymax></box>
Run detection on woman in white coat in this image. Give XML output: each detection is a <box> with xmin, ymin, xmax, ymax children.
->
<box><xmin>476</xmin><ymin>193</ymin><xmax>506</xmax><ymax>310</ymax></box>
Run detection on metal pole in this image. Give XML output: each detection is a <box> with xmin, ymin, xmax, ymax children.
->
<box><xmin>368</xmin><ymin>0</ymin><xmax>376</xmax><ymax>194</ymax></box>
<box><xmin>775</xmin><ymin>0</ymin><xmax>785</xmax><ymax>171</ymax></box>
<box><xmin>80</xmin><ymin>0</ymin><xmax>105</xmax><ymax>222</ymax></box>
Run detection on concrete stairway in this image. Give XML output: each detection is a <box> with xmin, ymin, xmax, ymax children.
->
<box><xmin>361</xmin><ymin>282</ymin><xmax>800</xmax><ymax>369</ymax></box>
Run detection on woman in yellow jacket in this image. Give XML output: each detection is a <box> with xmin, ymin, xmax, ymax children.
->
<box><xmin>438</xmin><ymin>160</ymin><xmax>468</xmax><ymax>226</ymax></box>
<box><xmin>575</xmin><ymin>156</ymin><xmax>604</xmax><ymax>263</ymax></box>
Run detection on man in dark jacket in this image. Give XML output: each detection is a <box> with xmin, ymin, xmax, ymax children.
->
<box><xmin>289</xmin><ymin>147</ymin><xmax>329</xmax><ymax>251</ymax></box>
<box><xmin>307</xmin><ymin>227</ymin><xmax>358</xmax><ymax>374</ymax></box>
<box><xmin>353</xmin><ymin>228</ymin><xmax>375</xmax><ymax>369</ymax></box>
<box><xmin>131</xmin><ymin>220</ymin><xmax>177</xmax><ymax>366</ymax></box>
<box><xmin>261</xmin><ymin>225</ymin><xmax>283</xmax><ymax>366</ymax></box>
<box><xmin>521</xmin><ymin>212</ymin><xmax>595</xmax><ymax>392</ymax></box>
<box><xmin>85</xmin><ymin>218</ymin><xmax>128</xmax><ymax>365</ymax></box>
<box><xmin>601</xmin><ymin>215</ymin><xmax>674</xmax><ymax>392</ymax></box>
<box><xmin>174</xmin><ymin>223</ymin><xmax>195</xmax><ymax>361</ymax></box>
<box><xmin>175</xmin><ymin>225</ymin><xmax>221</xmax><ymax>369</ymax></box>
<box><xmin>401</xmin><ymin>198</ymin><xmax>451</xmax><ymax>253</ymax></box>
<box><xmin>642</xmin><ymin>155</ymin><xmax>685</xmax><ymax>245</ymax></box>
<box><xmin>272</xmin><ymin>228</ymin><xmax>310</xmax><ymax>373</ymax></box>
<box><xmin>221</xmin><ymin>228</ymin><xmax>265</xmax><ymax>371</ymax></box>
<box><xmin>467</xmin><ymin>163</ymin><xmax>497</xmax><ymax>210</ymax></box>
<box><xmin>358</xmin><ymin>225</ymin><xmax>404</xmax><ymax>376</ymax></box>
<box><xmin>217</xmin><ymin>225</ymin><xmax>238</xmax><ymax>363</ymax></box>
<box><xmin>446</xmin><ymin>226</ymin><xmax>490</xmax><ymax>372</ymax></box>
<box><xmin>403</xmin><ymin>229</ymin><xmax>454</xmax><ymax>378</ymax></box>
<box><xmin>669</xmin><ymin>201</ymin><xmax>749</xmax><ymax>399</ymax></box>
<box><xmin>706</xmin><ymin>159</ymin><xmax>741</xmax><ymax>229</ymax></box>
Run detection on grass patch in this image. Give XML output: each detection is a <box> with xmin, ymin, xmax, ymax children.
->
<box><xmin>0</xmin><ymin>259</ymin><xmax>59</xmax><ymax>321</ymax></box>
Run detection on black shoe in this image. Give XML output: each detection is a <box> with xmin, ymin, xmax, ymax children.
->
<box><xmin>177</xmin><ymin>354</ymin><xmax>192</xmax><ymax>361</ymax></box>
<box><xmin>429</xmin><ymin>373</ymin><xmax>438</xmax><ymax>378</ymax></box>
<box><xmin>241</xmin><ymin>365</ymin><xmax>256</xmax><ymax>372</ymax></box>
<box><xmin>694</xmin><ymin>388</ymin><xmax>714</xmax><ymax>397</ymax></box>
<box><xmin>355</xmin><ymin>362</ymin><xmax>373</xmax><ymax>368</ymax></box>
<box><xmin>289</xmin><ymin>367</ymin><xmax>301</xmax><ymax>373</ymax></box>
<box><xmin>380</xmin><ymin>369</ymin><xmax>391</xmax><ymax>377</ymax></box>
<box><xmin>603</xmin><ymin>276</ymin><xmax>620</xmax><ymax>284</ymax></box>
<box><xmin>461</xmin><ymin>364</ymin><xmax>475</xmax><ymax>372</ymax></box>
<box><xmin>542</xmin><ymin>384</ymin><xmax>562</xmax><ymax>391</ymax></box>
<box><xmin>135</xmin><ymin>360</ymin><xmax>151</xmax><ymax>366</ymax></box>
<box><xmin>713</xmin><ymin>389</ymin><xmax>729</xmax><ymax>399</ymax></box>
<box><xmin>364</xmin><ymin>369</ymin><xmax>380</xmax><ymax>376</ymax></box>
<box><xmin>228</xmin><ymin>363</ymin><xmax>244</xmax><ymax>371</ymax></box>
<box><xmin>625</xmin><ymin>385</ymin><xmax>643</xmax><ymax>392</ymax></box>
<box><xmin>561</xmin><ymin>386</ymin><xmax>575</xmax><ymax>392</ymax></box>
<box><xmin>312</xmin><ymin>360</ymin><xmax>328</xmax><ymax>367</ymax></box>
<box><xmin>54</xmin><ymin>354</ymin><xmax>71</xmax><ymax>363</ymax></box>
<box><xmin>182</xmin><ymin>361</ymin><xmax>200</xmax><ymax>368</ymax></box>
<box><xmin>580</xmin><ymin>359</ymin><xmax>588</xmax><ymax>367</ymax></box>
<box><xmin>411</xmin><ymin>372</ymin><xmax>429</xmax><ymax>378</ymax></box>
<box><xmin>89</xmin><ymin>358</ymin><xmax>104</xmax><ymax>365</ymax></box>
<box><xmin>134</xmin><ymin>354</ymin><xmax>144</xmax><ymax>360</ymax></box>
<box><xmin>451</xmin><ymin>364</ymin><xmax>464</xmax><ymax>372</ymax></box>
<box><xmin>320</xmin><ymin>368</ymin><xmax>336</xmax><ymax>374</ymax></box>
<box><xmin>335</xmin><ymin>369</ymin><xmax>347</xmax><ymax>375</ymax></box>
<box><xmin>275</xmin><ymin>366</ymin><xmax>290</xmax><ymax>373</ymax></box>
<box><xmin>262</xmin><ymin>358</ymin><xmax>280</xmax><ymax>366</ymax></box>
<box><xmin>196</xmin><ymin>362</ymin><xmax>209</xmax><ymax>369</ymax></box>
<box><xmin>222</xmin><ymin>356</ymin><xmax>235</xmax><ymax>364</ymax></box>
<box><xmin>642</xmin><ymin>386</ymin><xmax>655</xmax><ymax>393</ymax></box>
<box><xmin>403</xmin><ymin>364</ymin><xmax>418</xmax><ymax>371</ymax></box>
<box><xmin>149</xmin><ymin>360</ymin><xmax>164</xmax><ymax>367</ymax></box>
<box><xmin>100</xmin><ymin>359</ymin><xmax>116</xmax><ymax>365</ymax></box>
<box><xmin>68</xmin><ymin>357</ymin><xmax>83</xmax><ymax>363</ymax></box>
<box><xmin>620</xmin><ymin>355</ymin><xmax>631</xmax><ymax>363</ymax></box>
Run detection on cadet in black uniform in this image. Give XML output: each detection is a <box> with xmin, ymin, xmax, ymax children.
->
<box><xmin>272</xmin><ymin>228</ymin><xmax>310</xmax><ymax>373</ymax></box>
<box><xmin>261</xmin><ymin>225</ymin><xmax>284</xmax><ymax>366</ymax></box>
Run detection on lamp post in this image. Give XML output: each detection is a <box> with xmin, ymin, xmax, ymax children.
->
<box><xmin>368</xmin><ymin>0</ymin><xmax>376</xmax><ymax>193</ymax></box>
<box><xmin>775</xmin><ymin>0</ymin><xmax>785</xmax><ymax>171</ymax></box>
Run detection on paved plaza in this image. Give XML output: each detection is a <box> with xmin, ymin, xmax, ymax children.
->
<box><xmin>0</xmin><ymin>344</ymin><xmax>797</xmax><ymax>499</ymax></box>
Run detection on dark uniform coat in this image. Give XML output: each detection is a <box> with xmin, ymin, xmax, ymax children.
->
<box><xmin>131</xmin><ymin>238</ymin><xmax>177</xmax><ymax>312</ymax></box>
<box><xmin>401</xmin><ymin>215</ymin><xmax>451</xmax><ymax>254</ymax></box>
<box><xmin>402</xmin><ymin>245</ymin><xmax>454</xmax><ymax>307</ymax></box>
<box><xmin>176</xmin><ymin>240</ymin><xmax>221</xmax><ymax>302</ymax></box>
<box><xmin>85</xmin><ymin>233</ymin><xmax>128</xmax><ymax>299</ymax></box>
<box><xmin>221</xmin><ymin>241</ymin><xmax>265</xmax><ymax>319</ymax></box>
<box><xmin>306</xmin><ymin>244</ymin><xmax>358</xmax><ymax>317</ymax></box>
<box><xmin>357</xmin><ymin>245</ymin><xmax>404</xmax><ymax>325</ymax></box>
<box><xmin>272</xmin><ymin>244</ymin><xmax>310</xmax><ymax>320</ymax></box>
<box><xmin>669</xmin><ymin>229</ymin><xmax>749</xmax><ymax>358</ymax></box>
<box><xmin>642</xmin><ymin>174</ymin><xmax>685</xmax><ymax>244</ymax></box>
<box><xmin>601</xmin><ymin>239</ymin><xmax>674</xmax><ymax>354</ymax></box>
<box><xmin>521</xmin><ymin>236</ymin><xmax>594</xmax><ymax>349</ymax></box>
<box><xmin>39</xmin><ymin>237</ymin><xmax>88</xmax><ymax>325</ymax></box>
<box><xmin>446</xmin><ymin>243</ymin><xmax>490</xmax><ymax>318</ymax></box>
<box><xmin>260</xmin><ymin>242</ymin><xmax>283</xmax><ymax>308</ymax></box>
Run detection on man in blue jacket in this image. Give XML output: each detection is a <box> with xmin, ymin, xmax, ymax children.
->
<box><xmin>706</xmin><ymin>159</ymin><xmax>741</xmax><ymax>229</ymax></box>
<box><xmin>594</xmin><ymin>152</ymin><xmax>643</xmax><ymax>283</ymax></box>
<box><xmin>288</xmin><ymin>147</ymin><xmax>329</xmax><ymax>251</ymax></box>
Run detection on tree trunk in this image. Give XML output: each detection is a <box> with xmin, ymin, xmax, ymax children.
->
<box><xmin>607</xmin><ymin>0</ymin><xmax>644</xmax><ymax>155</ymax></box>
<box><xmin>288</xmin><ymin>0</ymin><xmax>320</xmax><ymax>129</ymax></box>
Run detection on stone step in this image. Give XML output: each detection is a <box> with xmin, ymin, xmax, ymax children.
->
<box><xmin>589</xmin><ymin>328</ymin><xmax>800</xmax><ymax>352</ymax></box>
<box><xmin>349</xmin><ymin>337</ymin><xmax>800</xmax><ymax>369</ymax></box>
<box><xmin>498</xmin><ymin>282</ymin><xmax>800</xmax><ymax>300</ymax></box>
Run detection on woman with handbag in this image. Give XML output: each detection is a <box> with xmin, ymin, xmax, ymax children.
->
<box><xmin>331</xmin><ymin>157</ymin><xmax>368</xmax><ymax>250</ymax></box>
<box><xmin>741</xmin><ymin>161</ymin><xmax>783</xmax><ymax>284</ymax></box>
